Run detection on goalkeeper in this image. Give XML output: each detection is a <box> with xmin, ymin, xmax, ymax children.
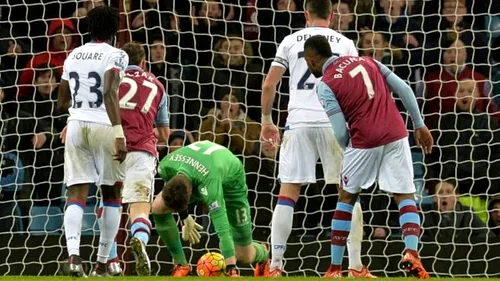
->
<box><xmin>151</xmin><ymin>140</ymin><xmax>269</xmax><ymax>277</ymax></box>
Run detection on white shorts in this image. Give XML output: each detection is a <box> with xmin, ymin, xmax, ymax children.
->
<box><xmin>279</xmin><ymin>126</ymin><xmax>343</xmax><ymax>184</ymax></box>
<box><xmin>64</xmin><ymin>120</ymin><xmax>125</xmax><ymax>187</ymax></box>
<box><xmin>341</xmin><ymin>137</ymin><xmax>416</xmax><ymax>195</ymax></box>
<box><xmin>120</xmin><ymin>151</ymin><xmax>157</xmax><ymax>203</ymax></box>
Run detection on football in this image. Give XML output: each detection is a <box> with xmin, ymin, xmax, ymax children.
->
<box><xmin>196</xmin><ymin>252</ymin><xmax>226</xmax><ymax>277</ymax></box>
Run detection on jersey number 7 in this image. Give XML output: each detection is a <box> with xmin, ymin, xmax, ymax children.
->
<box><xmin>119</xmin><ymin>77</ymin><xmax>159</xmax><ymax>113</ymax></box>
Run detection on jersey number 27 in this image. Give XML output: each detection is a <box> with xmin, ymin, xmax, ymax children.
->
<box><xmin>119</xmin><ymin>77</ymin><xmax>159</xmax><ymax>113</ymax></box>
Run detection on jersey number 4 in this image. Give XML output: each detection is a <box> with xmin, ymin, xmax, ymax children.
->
<box><xmin>70</xmin><ymin>71</ymin><xmax>102</xmax><ymax>108</ymax></box>
<box><xmin>119</xmin><ymin>77</ymin><xmax>159</xmax><ymax>113</ymax></box>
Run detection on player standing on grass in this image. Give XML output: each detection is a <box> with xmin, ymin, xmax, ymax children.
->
<box><xmin>260</xmin><ymin>0</ymin><xmax>373</xmax><ymax>278</ymax></box>
<box><xmin>114</xmin><ymin>42</ymin><xmax>170</xmax><ymax>275</ymax></box>
<box><xmin>151</xmin><ymin>140</ymin><xmax>269</xmax><ymax>277</ymax></box>
<box><xmin>303</xmin><ymin>35</ymin><xmax>433</xmax><ymax>279</ymax></box>
<box><xmin>57</xmin><ymin>6</ymin><xmax>128</xmax><ymax>277</ymax></box>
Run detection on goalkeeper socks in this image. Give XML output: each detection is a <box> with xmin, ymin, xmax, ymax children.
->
<box><xmin>131</xmin><ymin>215</ymin><xmax>152</xmax><ymax>245</ymax></box>
<box><xmin>97</xmin><ymin>199</ymin><xmax>122</xmax><ymax>264</ymax></box>
<box><xmin>270</xmin><ymin>196</ymin><xmax>295</xmax><ymax>270</ymax></box>
<box><xmin>330</xmin><ymin>202</ymin><xmax>353</xmax><ymax>270</ymax></box>
<box><xmin>64</xmin><ymin>199</ymin><xmax>86</xmax><ymax>256</ymax></box>
<box><xmin>153</xmin><ymin>213</ymin><xmax>188</xmax><ymax>265</ymax></box>
<box><xmin>252</xmin><ymin>242</ymin><xmax>269</xmax><ymax>263</ymax></box>
<box><xmin>398</xmin><ymin>199</ymin><xmax>420</xmax><ymax>257</ymax></box>
<box><xmin>347</xmin><ymin>200</ymin><xmax>363</xmax><ymax>271</ymax></box>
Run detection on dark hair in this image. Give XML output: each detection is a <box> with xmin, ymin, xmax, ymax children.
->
<box><xmin>34</xmin><ymin>63</ymin><xmax>61</xmax><ymax>83</ymax></box>
<box><xmin>305</xmin><ymin>0</ymin><xmax>332</xmax><ymax>20</ymax></box>
<box><xmin>304</xmin><ymin>35</ymin><xmax>333</xmax><ymax>58</ymax></box>
<box><xmin>122</xmin><ymin>42</ymin><xmax>145</xmax><ymax>66</ymax></box>
<box><xmin>162</xmin><ymin>174</ymin><xmax>191</xmax><ymax>212</ymax></box>
<box><xmin>88</xmin><ymin>6</ymin><xmax>119</xmax><ymax>41</ymax></box>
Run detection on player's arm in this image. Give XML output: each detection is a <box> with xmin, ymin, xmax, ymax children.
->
<box><xmin>155</xmin><ymin>93</ymin><xmax>170</xmax><ymax>143</ymax></box>
<box><xmin>317</xmin><ymin>81</ymin><xmax>349</xmax><ymax>150</ymax></box>
<box><xmin>205</xmin><ymin>181</ymin><xmax>236</xmax><ymax>265</ymax></box>
<box><xmin>375</xmin><ymin>61</ymin><xmax>424</xmax><ymax>128</ymax></box>
<box><xmin>261</xmin><ymin>42</ymin><xmax>288</xmax><ymax>145</ymax></box>
<box><xmin>57</xmin><ymin>63</ymin><xmax>71</xmax><ymax>112</ymax></box>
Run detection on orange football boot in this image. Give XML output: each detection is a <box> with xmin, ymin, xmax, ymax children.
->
<box><xmin>324</xmin><ymin>265</ymin><xmax>342</xmax><ymax>278</ymax></box>
<box><xmin>268</xmin><ymin>269</ymin><xmax>283</xmax><ymax>278</ymax></box>
<box><xmin>171</xmin><ymin>264</ymin><xmax>191</xmax><ymax>277</ymax></box>
<box><xmin>348</xmin><ymin>266</ymin><xmax>377</xmax><ymax>278</ymax></box>
<box><xmin>400</xmin><ymin>252</ymin><xmax>430</xmax><ymax>279</ymax></box>
<box><xmin>254</xmin><ymin>244</ymin><xmax>270</xmax><ymax>276</ymax></box>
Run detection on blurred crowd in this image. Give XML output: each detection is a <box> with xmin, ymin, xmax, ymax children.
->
<box><xmin>0</xmin><ymin>0</ymin><xmax>500</xmax><ymax>242</ymax></box>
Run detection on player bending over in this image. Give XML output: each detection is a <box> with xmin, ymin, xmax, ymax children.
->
<box><xmin>57</xmin><ymin>6</ymin><xmax>129</xmax><ymax>277</ymax></box>
<box><xmin>304</xmin><ymin>35</ymin><xmax>433</xmax><ymax>279</ymax></box>
<box><xmin>260</xmin><ymin>0</ymin><xmax>371</xmax><ymax>277</ymax></box>
<box><xmin>151</xmin><ymin>140</ymin><xmax>269</xmax><ymax>277</ymax></box>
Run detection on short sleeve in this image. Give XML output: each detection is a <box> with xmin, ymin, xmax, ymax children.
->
<box><xmin>105</xmin><ymin>50</ymin><xmax>129</xmax><ymax>73</ymax></box>
<box><xmin>270</xmin><ymin>38</ymin><xmax>289</xmax><ymax>69</ymax></box>
<box><xmin>155</xmin><ymin>94</ymin><xmax>170</xmax><ymax>126</ymax></box>
<box><xmin>61</xmin><ymin>60</ymin><xmax>69</xmax><ymax>81</ymax></box>
<box><xmin>316</xmin><ymin>81</ymin><xmax>341</xmax><ymax>117</ymax></box>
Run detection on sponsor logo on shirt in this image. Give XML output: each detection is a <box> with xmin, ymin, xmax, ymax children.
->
<box><xmin>209</xmin><ymin>201</ymin><xmax>219</xmax><ymax>212</ymax></box>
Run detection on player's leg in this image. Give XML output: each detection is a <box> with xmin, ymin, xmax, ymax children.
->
<box><xmin>151</xmin><ymin>192</ymin><xmax>190</xmax><ymax>276</ymax></box>
<box><xmin>224</xmin><ymin>181</ymin><xmax>269</xmax><ymax>276</ymax></box>
<box><xmin>63</xmin><ymin>120</ymin><xmax>96</xmax><ymax>277</ymax></box>
<box><xmin>326</xmin><ymin>146</ymin><xmax>381</xmax><ymax>278</ymax></box>
<box><xmin>378</xmin><ymin>138</ymin><xmax>429</xmax><ymax>279</ymax></box>
<box><xmin>97</xmin><ymin>198</ymin><xmax>121</xmax><ymax>276</ymax></box>
<box><xmin>316</xmin><ymin>127</ymin><xmax>372</xmax><ymax>276</ymax></box>
<box><xmin>122</xmin><ymin>152</ymin><xmax>156</xmax><ymax>276</ymax></box>
<box><xmin>271</xmin><ymin>127</ymin><xmax>317</xmax><ymax>275</ymax></box>
<box><xmin>89</xmin><ymin>123</ymin><xmax>124</xmax><ymax>276</ymax></box>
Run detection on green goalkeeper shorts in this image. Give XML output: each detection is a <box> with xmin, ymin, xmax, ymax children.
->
<box><xmin>224</xmin><ymin>166</ymin><xmax>252</xmax><ymax>246</ymax></box>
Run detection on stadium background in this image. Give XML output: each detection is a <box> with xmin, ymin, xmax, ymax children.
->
<box><xmin>0</xmin><ymin>0</ymin><xmax>499</xmax><ymax>277</ymax></box>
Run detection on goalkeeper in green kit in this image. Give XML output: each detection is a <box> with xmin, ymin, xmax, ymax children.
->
<box><xmin>151</xmin><ymin>140</ymin><xmax>270</xmax><ymax>277</ymax></box>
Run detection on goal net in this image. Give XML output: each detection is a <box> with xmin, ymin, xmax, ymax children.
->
<box><xmin>1</xmin><ymin>0</ymin><xmax>499</xmax><ymax>277</ymax></box>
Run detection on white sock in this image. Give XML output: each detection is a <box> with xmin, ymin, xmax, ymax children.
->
<box><xmin>97</xmin><ymin>200</ymin><xmax>122</xmax><ymax>264</ymax></box>
<box><xmin>64</xmin><ymin>200</ymin><xmax>85</xmax><ymax>257</ymax></box>
<box><xmin>270</xmin><ymin>197</ymin><xmax>295</xmax><ymax>271</ymax></box>
<box><xmin>347</xmin><ymin>201</ymin><xmax>363</xmax><ymax>271</ymax></box>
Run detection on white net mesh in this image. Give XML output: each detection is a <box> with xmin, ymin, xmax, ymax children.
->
<box><xmin>0</xmin><ymin>0</ymin><xmax>500</xmax><ymax>277</ymax></box>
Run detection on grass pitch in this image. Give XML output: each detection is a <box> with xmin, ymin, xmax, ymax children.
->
<box><xmin>1</xmin><ymin>277</ymin><xmax>498</xmax><ymax>281</ymax></box>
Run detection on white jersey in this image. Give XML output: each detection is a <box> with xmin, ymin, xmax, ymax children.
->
<box><xmin>62</xmin><ymin>42</ymin><xmax>129</xmax><ymax>125</ymax></box>
<box><xmin>271</xmin><ymin>27</ymin><xmax>358</xmax><ymax>127</ymax></box>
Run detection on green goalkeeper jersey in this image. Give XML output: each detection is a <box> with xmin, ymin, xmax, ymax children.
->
<box><xmin>158</xmin><ymin>140</ymin><xmax>250</xmax><ymax>258</ymax></box>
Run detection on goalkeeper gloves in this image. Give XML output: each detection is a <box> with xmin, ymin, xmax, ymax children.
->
<box><xmin>181</xmin><ymin>215</ymin><xmax>203</xmax><ymax>244</ymax></box>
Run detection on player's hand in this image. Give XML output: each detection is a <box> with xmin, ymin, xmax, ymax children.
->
<box><xmin>414</xmin><ymin>126</ymin><xmax>433</xmax><ymax>154</ymax></box>
<box><xmin>114</xmin><ymin>138</ymin><xmax>127</xmax><ymax>162</ymax></box>
<box><xmin>32</xmin><ymin>133</ymin><xmax>47</xmax><ymax>149</ymax></box>
<box><xmin>181</xmin><ymin>215</ymin><xmax>202</xmax><ymax>244</ymax></box>
<box><xmin>261</xmin><ymin>123</ymin><xmax>280</xmax><ymax>148</ymax></box>
<box><xmin>60</xmin><ymin>125</ymin><xmax>68</xmax><ymax>144</ymax></box>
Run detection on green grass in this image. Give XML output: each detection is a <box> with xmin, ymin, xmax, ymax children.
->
<box><xmin>0</xmin><ymin>276</ymin><xmax>500</xmax><ymax>281</ymax></box>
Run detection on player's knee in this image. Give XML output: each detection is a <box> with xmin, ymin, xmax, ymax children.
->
<box><xmin>101</xmin><ymin>184</ymin><xmax>121</xmax><ymax>200</ymax></box>
<box><xmin>235</xmin><ymin>247</ymin><xmax>253</xmax><ymax>264</ymax></box>
<box><xmin>278</xmin><ymin>183</ymin><xmax>301</xmax><ymax>202</ymax></box>
<box><xmin>66</xmin><ymin>184</ymin><xmax>89</xmax><ymax>201</ymax></box>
